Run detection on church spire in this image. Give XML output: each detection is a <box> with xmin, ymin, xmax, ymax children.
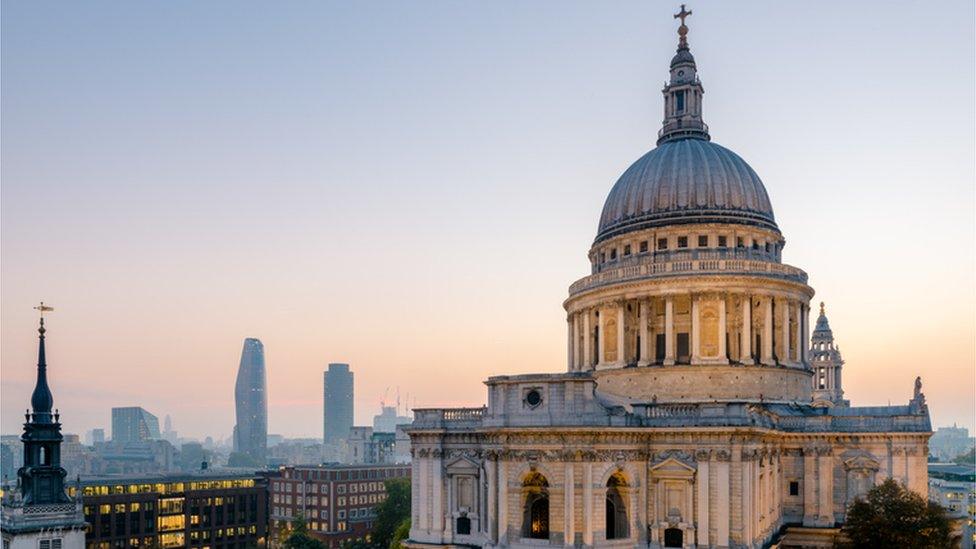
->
<box><xmin>658</xmin><ymin>4</ymin><xmax>710</xmax><ymax>145</ymax></box>
<box><xmin>30</xmin><ymin>302</ymin><xmax>55</xmax><ymax>423</ymax></box>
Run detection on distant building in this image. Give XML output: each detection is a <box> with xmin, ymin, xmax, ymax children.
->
<box><xmin>372</xmin><ymin>406</ymin><xmax>411</xmax><ymax>434</ymax></box>
<box><xmin>72</xmin><ymin>471</ymin><xmax>268</xmax><ymax>549</ymax></box>
<box><xmin>323</xmin><ymin>364</ymin><xmax>354</xmax><ymax>444</ymax></box>
<box><xmin>112</xmin><ymin>407</ymin><xmax>161</xmax><ymax>444</ymax></box>
<box><xmin>162</xmin><ymin>414</ymin><xmax>179</xmax><ymax>445</ymax></box>
<box><xmin>344</xmin><ymin>428</ymin><xmax>402</xmax><ymax>465</ymax></box>
<box><xmin>179</xmin><ymin>442</ymin><xmax>210</xmax><ymax>471</ymax></box>
<box><xmin>233</xmin><ymin>338</ymin><xmax>268</xmax><ymax>465</ymax></box>
<box><xmin>94</xmin><ymin>439</ymin><xmax>179</xmax><ymax>475</ymax></box>
<box><xmin>929</xmin><ymin>463</ymin><xmax>976</xmax><ymax>549</ymax></box>
<box><xmin>267</xmin><ymin>439</ymin><xmax>324</xmax><ymax>468</ymax></box>
<box><xmin>269</xmin><ymin>464</ymin><xmax>410</xmax><ymax>549</ymax></box>
<box><xmin>930</xmin><ymin>425</ymin><xmax>976</xmax><ymax>461</ymax></box>
<box><xmin>267</xmin><ymin>434</ymin><xmax>284</xmax><ymax>448</ymax></box>
<box><xmin>91</xmin><ymin>428</ymin><xmax>105</xmax><ymax>445</ymax></box>
<box><xmin>0</xmin><ymin>436</ymin><xmax>22</xmax><ymax>484</ymax></box>
<box><xmin>1</xmin><ymin>313</ymin><xmax>87</xmax><ymax>549</ymax></box>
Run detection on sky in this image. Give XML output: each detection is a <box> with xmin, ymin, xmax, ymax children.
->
<box><xmin>2</xmin><ymin>1</ymin><xmax>974</xmax><ymax>440</ymax></box>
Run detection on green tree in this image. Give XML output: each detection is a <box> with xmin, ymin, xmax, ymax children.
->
<box><xmin>841</xmin><ymin>478</ymin><xmax>952</xmax><ymax>549</ymax></box>
<box><xmin>283</xmin><ymin>516</ymin><xmax>325</xmax><ymax>549</ymax></box>
<box><xmin>227</xmin><ymin>451</ymin><xmax>262</xmax><ymax>468</ymax></box>
<box><xmin>371</xmin><ymin>478</ymin><xmax>411</xmax><ymax>549</ymax></box>
<box><xmin>389</xmin><ymin>518</ymin><xmax>410</xmax><ymax>549</ymax></box>
<box><xmin>953</xmin><ymin>446</ymin><xmax>975</xmax><ymax>465</ymax></box>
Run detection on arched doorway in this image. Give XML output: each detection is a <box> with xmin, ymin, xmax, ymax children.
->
<box><xmin>605</xmin><ymin>472</ymin><xmax>629</xmax><ymax>540</ymax></box>
<box><xmin>521</xmin><ymin>471</ymin><xmax>549</xmax><ymax>539</ymax></box>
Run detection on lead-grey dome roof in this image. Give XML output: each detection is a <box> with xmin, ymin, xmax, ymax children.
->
<box><xmin>596</xmin><ymin>138</ymin><xmax>778</xmax><ymax>243</ymax></box>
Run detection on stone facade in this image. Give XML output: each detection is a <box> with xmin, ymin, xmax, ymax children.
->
<box><xmin>405</xmin><ymin>9</ymin><xmax>931</xmax><ymax>549</ymax></box>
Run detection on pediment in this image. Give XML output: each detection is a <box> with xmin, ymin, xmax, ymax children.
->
<box><xmin>843</xmin><ymin>453</ymin><xmax>880</xmax><ymax>472</ymax></box>
<box><xmin>445</xmin><ymin>455</ymin><xmax>481</xmax><ymax>474</ymax></box>
<box><xmin>649</xmin><ymin>457</ymin><xmax>696</xmax><ymax>479</ymax></box>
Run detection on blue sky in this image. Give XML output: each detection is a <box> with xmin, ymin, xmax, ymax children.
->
<box><xmin>2</xmin><ymin>1</ymin><xmax>974</xmax><ymax>438</ymax></box>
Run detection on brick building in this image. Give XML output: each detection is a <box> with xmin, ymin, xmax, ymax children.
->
<box><xmin>70</xmin><ymin>472</ymin><xmax>268</xmax><ymax>549</ymax></box>
<box><xmin>269</xmin><ymin>464</ymin><xmax>409</xmax><ymax>548</ymax></box>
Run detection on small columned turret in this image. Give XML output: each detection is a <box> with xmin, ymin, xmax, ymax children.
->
<box><xmin>809</xmin><ymin>302</ymin><xmax>849</xmax><ymax>407</ymax></box>
<box><xmin>658</xmin><ymin>4</ymin><xmax>709</xmax><ymax>145</ymax></box>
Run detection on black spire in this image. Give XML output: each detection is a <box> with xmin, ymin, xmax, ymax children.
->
<box><xmin>18</xmin><ymin>302</ymin><xmax>69</xmax><ymax>505</ymax></box>
<box><xmin>30</xmin><ymin>316</ymin><xmax>54</xmax><ymax>422</ymax></box>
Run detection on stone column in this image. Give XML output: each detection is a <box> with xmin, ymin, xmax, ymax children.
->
<box><xmin>432</xmin><ymin>451</ymin><xmax>444</xmax><ymax>538</ymax></box>
<box><xmin>498</xmin><ymin>459</ymin><xmax>508</xmax><ymax>545</ymax></box>
<box><xmin>639</xmin><ymin>466</ymin><xmax>648</xmax><ymax>545</ymax></box>
<box><xmin>418</xmin><ymin>453</ymin><xmax>429</xmax><ymax>533</ymax></box>
<box><xmin>638</xmin><ymin>300</ymin><xmax>650</xmax><ymax>366</ymax></box>
<box><xmin>691</xmin><ymin>294</ymin><xmax>700</xmax><ymax>363</ymax></box>
<box><xmin>800</xmin><ymin>303</ymin><xmax>809</xmax><ymax>365</ymax></box>
<box><xmin>742</xmin><ymin>454</ymin><xmax>754</xmax><ymax>545</ymax></box>
<box><xmin>696</xmin><ymin>452</ymin><xmax>710</xmax><ymax>547</ymax></box>
<box><xmin>664</xmin><ymin>297</ymin><xmax>675</xmax><ymax>365</ymax></box>
<box><xmin>487</xmin><ymin>457</ymin><xmax>498</xmax><ymax>544</ymax></box>
<box><xmin>762</xmin><ymin>298</ymin><xmax>774</xmax><ymax>365</ymax></box>
<box><xmin>583</xmin><ymin>462</ymin><xmax>593</xmax><ymax>546</ymax></box>
<box><xmin>716</xmin><ymin>453</ymin><xmax>730</xmax><ymax>547</ymax></box>
<box><xmin>564</xmin><ymin>462</ymin><xmax>575</xmax><ymax>548</ymax></box>
<box><xmin>718</xmin><ymin>294</ymin><xmax>728</xmax><ymax>362</ymax></box>
<box><xmin>617</xmin><ymin>302</ymin><xmax>626</xmax><ymax>366</ymax></box>
<box><xmin>741</xmin><ymin>296</ymin><xmax>753</xmax><ymax>364</ymax></box>
<box><xmin>793</xmin><ymin>304</ymin><xmax>802</xmax><ymax>364</ymax></box>
<box><xmin>567</xmin><ymin>316</ymin><xmax>575</xmax><ymax>372</ymax></box>
<box><xmin>582</xmin><ymin>311</ymin><xmax>592</xmax><ymax>371</ymax></box>
<box><xmin>597</xmin><ymin>308</ymin><xmax>607</xmax><ymax>368</ymax></box>
<box><xmin>781</xmin><ymin>300</ymin><xmax>792</xmax><ymax>365</ymax></box>
<box><xmin>802</xmin><ymin>447</ymin><xmax>817</xmax><ymax>527</ymax></box>
<box><xmin>818</xmin><ymin>449</ymin><xmax>833</xmax><ymax>526</ymax></box>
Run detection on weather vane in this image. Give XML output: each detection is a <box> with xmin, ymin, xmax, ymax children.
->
<box><xmin>34</xmin><ymin>301</ymin><xmax>54</xmax><ymax>321</ymax></box>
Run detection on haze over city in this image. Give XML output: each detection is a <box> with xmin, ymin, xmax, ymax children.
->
<box><xmin>2</xmin><ymin>0</ymin><xmax>974</xmax><ymax>443</ymax></box>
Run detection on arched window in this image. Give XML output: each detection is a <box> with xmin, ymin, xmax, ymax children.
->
<box><xmin>605</xmin><ymin>472</ymin><xmax>629</xmax><ymax>540</ymax></box>
<box><xmin>521</xmin><ymin>471</ymin><xmax>549</xmax><ymax>539</ymax></box>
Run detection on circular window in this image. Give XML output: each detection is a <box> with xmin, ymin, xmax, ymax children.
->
<box><xmin>678</xmin><ymin>70</ymin><xmax>685</xmax><ymax>76</ymax></box>
<box><xmin>525</xmin><ymin>389</ymin><xmax>542</xmax><ymax>408</ymax></box>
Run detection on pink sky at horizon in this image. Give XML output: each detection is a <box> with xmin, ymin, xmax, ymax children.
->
<box><xmin>2</xmin><ymin>1</ymin><xmax>974</xmax><ymax>440</ymax></box>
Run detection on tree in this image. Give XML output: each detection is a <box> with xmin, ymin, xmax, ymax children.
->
<box><xmin>389</xmin><ymin>518</ymin><xmax>410</xmax><ymax>549</ymax></box>
<box><xmin>953</xmin><ymin>446</ymin><xmax>975</xmax><ymax>465</ymax></box>
<box><xmin>371</xmin><ymin>478</ymin><xmax>411</xmax><ymax>549</ymax></box>
<box><xmin>841</xmin><ymin>478</ymin><xmax>952</xmax><ymax>549</ymax></box>
<box><xmin>283</xmin><ymin>516</ymin><xmax>325</xmax><ymax>549</ymax></box>
<box><xmin>227</xmin><ymin>451</ymin><xmax>262</xmax><ymax>468</ymax></box>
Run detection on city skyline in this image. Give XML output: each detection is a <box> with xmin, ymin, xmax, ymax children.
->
<box><xmin>2</xmin><ymin>1</ymin><xmax>974</xmax><ymax>439</ymax></box>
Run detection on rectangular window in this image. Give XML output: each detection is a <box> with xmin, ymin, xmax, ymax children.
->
<box><xmin>655</xmin><ymin>334</ymin><xmax>666</xmax><ymax>361</ymax></box>
<box><xmin>698</xmin><ymin>235</ymin><xmax>708</xmax><ymax>247</ymax></box>
<box><xmin>676</xmin><ymin>333</ymin><xmax>690</xmax><ymax>363</ymax></box>
<box><xmin>623</xmin><ymin>244</ymin><xmax>631</xmax><ymax>256</ymax></box>
<box><xmin>677</xmin><ymin>236</ymin><xmax>688</xmax><ymax>248</ymax></box>
<box><xmin>639</xmin><ymin>241</ymin><xmax>648</xmax><ymax>253</ymax></box>
<box><xmin>718</xmin><ymin>235</ymin><xmax>727</xmax><ymax>248</ymax></box>
<box><xmin>657</xmin><ymin>238</ymin><xmax>668</xmax><ymax>250</ymax></box>
<box><xmin>676</xmin><ymin>90</ymin><xmax>685</xmax><ymax>112</ymax></box>
<box><xmin>610</xmin><ymin>248</ymin><xmax>617</xmax><ymax>260</ymax></box>
<box><xmin>789</xmin><ymin>481</ymin><xmax>800</xmax><ymax>496</ymax></box>
<box><xmin>737</xmin><ymin>237</ymin><xmax>744</xmax><ymax>248</ymax></box>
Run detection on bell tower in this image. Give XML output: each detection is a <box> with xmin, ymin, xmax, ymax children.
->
<box><xmin>658</xmin><ymin>4</ymin><xmax>710</xmax><ymax>144</ymax></box>
<box><xmin>18</xmin><ymin>304</ymin><xmax>70</xmax><ymax>505</ymax></box>
<box><xmin>809</xmin><ymin>303</ymin><xmax>849</xmax><ymax>407</ymax></box>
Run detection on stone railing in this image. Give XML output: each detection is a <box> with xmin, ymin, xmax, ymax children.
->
<box><xmin>570</xmin><ymin>257</ymin><xmax>807</xmax><ymax>295</ymax></box>
<box><xmin>410</xmin><ymin>407</ymin><xmax>486</xmax><ymax>429</ymax></box>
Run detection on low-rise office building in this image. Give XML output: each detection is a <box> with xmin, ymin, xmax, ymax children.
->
<box><xmin>70</xmin><ymin>471</ymin><xmax>268</xmax><ymax>549</ymax></box>
<box><xmin>929</xmin><ymin>463</ymin><xmax>976</xmax><ymax>549</ymax></box>
<box><xmin>269</xmin><ymin>464</ymin><xmax>409</xmax><ymax>548</ymax></box>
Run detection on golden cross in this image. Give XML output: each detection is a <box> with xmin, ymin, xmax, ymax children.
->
<box><xmin>674</xmin><ymin>4</ymin><xmax>692</xmax><ymax>26</ymax></box>
<box><xmin>34</xmin><ymin>301</ymin><xmax>54</xmax><ymax>319</ymax></box>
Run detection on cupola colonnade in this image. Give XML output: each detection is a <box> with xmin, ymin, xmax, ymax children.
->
<box><xmin>566</xmin><ymin>291</ymin><xmax>811</xmax><ymax>372</ymax></box>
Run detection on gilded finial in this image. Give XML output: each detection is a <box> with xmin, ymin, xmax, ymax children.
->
<box><xmin>819</xmin><ymin>302</ymin><xmax>825</xmax><ymax>316</ymax></box>
<box><xmin>34</xmin><ymin>302</ymin><xmax>54</xmax><ymax>333</ymax></box>
<box><xmin>674</xmin><ymin>4</ymin><xmax>692</xmax><ymax>48</ymax></box>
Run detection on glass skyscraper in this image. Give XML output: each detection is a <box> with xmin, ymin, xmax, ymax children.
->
<box><xmin>233</xmin><ymin>338</ymin><xmax>267</xmax><ymax>464</ymax></box>
<box><xmin>323</xmin><ymin>363</ymin><xmax>354</xmax><ymax>444</ymax></box>
<box><xmin>111</xmin><ymin>406</ymin><xmax>161</xmax><ymax>444</ymax></box>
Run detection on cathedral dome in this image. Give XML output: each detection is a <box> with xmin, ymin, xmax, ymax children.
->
<box><xmin>595</xmin><ymin>137</ymin><xmax>778</xmax><ymax>243</ymax></box>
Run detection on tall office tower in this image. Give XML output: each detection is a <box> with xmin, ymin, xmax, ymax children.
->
<box><xmin>233</xmin><ymin>338</ymin><xmax>267</xmax><ymax>464</ymax></box>
<box><xmin>111</xmin><ymin>407</ymin><xmax>161</xmax><ymax>444</ymax></box>
<box><xmin>323</xmin><ymin>363</ymin><xmax>354</xmax><ymax>444</ymax></box>
<box><xmin>91</xmin><ymin>428</ymin><xmax>105</xmax><ymax>444</ymax></box>
<box><xmin>1</xmin><ymin>310</ymin><xmax>87</xmax><ymax>548</ymax></box>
